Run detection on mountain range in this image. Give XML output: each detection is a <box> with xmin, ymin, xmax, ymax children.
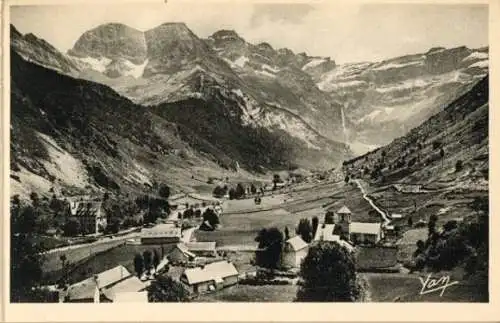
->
<box><xmin>10</xmin><ymin>22</ymin><xmax>488</xmax><ymax>197</ymax></box>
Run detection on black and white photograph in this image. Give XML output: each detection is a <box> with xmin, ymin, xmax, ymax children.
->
<box><xmin>6</xmin><ymin>0</ymin><xmax>490</xmax><ymax>307</ymax></box>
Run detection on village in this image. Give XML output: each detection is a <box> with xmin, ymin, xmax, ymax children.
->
<box><xmin>30</xmin><ymin>169</ymin><xmax>415</xmax><ymax>303</ymax></box>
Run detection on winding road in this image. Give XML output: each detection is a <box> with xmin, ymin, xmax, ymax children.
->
<box><xmin>354</xmin><ymin>179</ymin><xmax>391</xmax><ymax>226</ymax></box>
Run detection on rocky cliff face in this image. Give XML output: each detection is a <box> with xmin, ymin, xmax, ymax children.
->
<box><xmin>69</xmin><ymin>23</ymin><xmax>147</xmax><ymax>64</ymax></box>
<box><xmin>10</xmin><ymin>22</ymin><xmax>488</xmax><ymax>163</ymax></box>
<box><xmin>313</xmin><ymin>46</ymin><xmax>488</xmax><ymax>153</ymax></box>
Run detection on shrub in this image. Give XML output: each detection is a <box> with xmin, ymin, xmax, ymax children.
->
<box><xmin>455</xmin><ymin>160</ymin><xmax>464</xmax><ymax>172</ymax></box>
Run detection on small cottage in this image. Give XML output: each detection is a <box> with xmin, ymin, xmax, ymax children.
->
<box><xmin>349</xmin><ymin>222</ymin><xmax>383</xmax><ymax>244</ymax></box>
<box><xmin>282</xmin><ymin>236</ymin><xmax>309</xmax><ymax>268</ymax></box>
<box><xmin>168</xmin><ymin>243</ymin><xmax>197</xmax><ymax>265</ymax></box>
<box><xmin>180</xmin><ymin>260</ymin><xmax>239</xmax><ymax>294</ymax></box>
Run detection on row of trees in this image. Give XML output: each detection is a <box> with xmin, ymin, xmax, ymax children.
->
<box><xmin>133</xmin><ymin>249</ymin><xmax>162</xmax><ymax>278</ymax></box>
<box><xmin>213</xmin><ymin>182</ymin><xmax>263</xmax><ymax>199</ymax></box>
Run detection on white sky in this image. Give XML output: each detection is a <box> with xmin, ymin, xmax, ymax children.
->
<box><xmin>10</xmin><ymin>1</ymin><xmax>488</xmax><ymax>64</ymax></box>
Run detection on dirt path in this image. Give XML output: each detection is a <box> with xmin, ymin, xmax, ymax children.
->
<box><xmin>354</xmin><ymin>179</ymin><xmax>391</xmax><ymax>225</ymax></box>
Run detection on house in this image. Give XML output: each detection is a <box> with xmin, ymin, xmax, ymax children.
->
<box><xmin>313</xmin><ymin>224</ymin><xmax>355</xmax><ymax>253</ymax></box>
<box><xmin>185</xmin><ymin>242</ymin><xmax>217</xmax><ymax>257</ymax></box>
<box><xmin>63</xmin><ymin>265</ymin><xmax>146</xmax><ymax>303</ymax></box>
<box><xmin>140</xmin><ymin>224</ymin><xmax>181</xmax><ymax>244</ymax></box>
<box><xmin>67</xmin><ymin>200</ymin><xmax>106</xmax><ymax>235</ymax></box>
<box><xmin>180</xmin><ymin>260</ymin><xmax>239</xmax><ymax>294</ymax></box>
<box><xmin>168</xmin><ymin>243</ymin><xmax>196</xmax><ymax>264</ymax></box>
<box><xmin>282</xmin><ymin>236</ymin><xmax>309</xmax><ymax>268</ymax></box>
<box><xmin>349</xmin><ymin>222</ymin><xmax>383</xmax><ymax>244</ymax></box>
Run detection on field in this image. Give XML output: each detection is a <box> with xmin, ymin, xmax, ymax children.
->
<box><xmin>44</xmin><ymin>243</ymin><xmax>176</xmax><ymax>284</ymax></box>
<box><xmin>196</xmin><ymin>284</ymin><xmax>298</xmax><ymax>302</ymax></box>
<box><xmin>195</xmin><ymin>180</ymin><xmax>378</xmax><ymax>247</ymax></box>
<box><xmin>362</xmin><ymin>272</ymin><xmax>488</xmax><ymax>302</ymax></box>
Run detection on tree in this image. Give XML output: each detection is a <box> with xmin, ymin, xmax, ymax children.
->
<box><xmin>296</xmin><ymin>242</ymin><xmax>359</xmax><ymax>302</ymax></box>
<box><xmin>158</xmin><ymin>184</ymin><xmax>171</xmax><ymax>199</ymax></box>
<box><xmin>143</xmin><ymin>250</ymin><xmax>153</xmax><ymax>274</ymax></box>
<box><xmin>11</xmin><ymin>206</ymin><xmax>37</xmax><ymax>234</ymax></box>
<box><xmin>105</xmin><ymin>217</ymin><xmax>120</xmax><ymax>234</ymax></box>
<box><xmin>250</xmin><ymin>183</ymin><xmax>257</xmax><ymax>195</ymax></box>
<box><xmin>63</xmin><ymin>218</ymin><xmax>81</xmax><ymax>237</ymax></box>
<box><xmin>324</xmin><ymin>211</ymin><xmax>335</xmax><ymax>225</ymax></box>
<box><xmin>103</xmin><ymin>192</ymin><xmax>110</xmax><ymax>202</ymax></box>
<box><xmin>296</xmin><ymin>218</ymin><xmax>313</xmax><ymax>243</ymax></box>
<box><xmin>284</xmin><ymin>226</ymin><xmax>290</xmax><ymax>240</ymax></box>
<box><xmin>455</xmin><ymin>160</ymin><xmax>464</xmax><ymax>172</ymax></box>
<box><xmin>428</xmin><ymin>214</ymin><xmax>438</xmax><ymax>237</ymax></box>
<box><xmin>30</xmin><ymin>192</ymin><xmax>40</xmax><ymax>208</ymax></box>
<box><xmin>228</xmin><ymin>188</ymin><xmax>237</xmax><ymax>200</ymax></box>
<box><xmin>201</xmin><ymin>208</ymin><xmax>219</xmax><ymax>229</ymax></box>
<box><xmin>153</xmin><ymin>249</ymin><xmax>161</xmax><ymax>270</ymax></box>
<box><xmin>148</xmin><ymin>275</ymin><xmax>189</xmax><ymax>302</ymax></box>
<box><xmin>311</xmin><ymin>216</ymin><xmax>319</xmax><ymax>239</ymax></box>
<box><xmin>11</xmin><ymin>231</ymin><xmax>47</xmax><ymax>302</ymax></box>
<box><xmin>212</xmin><ymin>186</ymin><xmax>226</xmax><ymax>198</ymax></box>
<box><xmin>235</xmin><ymin>183</ymin><xmax>246</xmax><ymax>199</ymax></box>
<box><xmin>255</xmin><ymin>228</ymin><xmax>284</xmax><ymax>269</ymax></box>
<box><xmin>344</xmin><ymin>175</ymin><xmax>350</xmax><ymax>184</ymax></box>
<box><xmin>407</xmin><ymin>216</ymin><xmax>413</xmax><ymax>227</ymax></box>
<box><xmin>134</xmin><ymin>253</ymin><xmax>144</xmax><ymax>277</ymax></box>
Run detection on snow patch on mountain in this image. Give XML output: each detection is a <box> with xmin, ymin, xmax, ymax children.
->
<box><xmin>372</xmin><ymin>60</ymin><xmax>423</xmax><ymax>71</ymax></box>
<box><xmin>256</xmin><ymin>70</ymin><xmax>276</xmax><ymax>78</ymax></box>
<box><xmin>319</xmin><ymin>80</ymin><xmax>366</xmax><ymax>92</ymax></box>
<box><xmin>122</xmin><ymin>58</ymin><xmax>149</xmax><ymax>78</ymax></box>
<box><xmin>463</xmin><ymin>51</ymin><xmax>488</xmax><ymax>62</ymax></box>
<box><xmin>75</xmin><ymin>56</ymin><xmax>112</xmax><ymax>72</ymax></box>
<box><xmin>234</xmin><ymin>56</ymin><xmax>249</xmax><ymax>68</ymax></box>
<box><xmin>302</xmin><ymin>58</ymin><xmax>327</xmax><ymax>70</ymax></box>
<box><xmin>262</xmin><ymin>64</ymin><xmax>279</xmax><ymax>73</ymax></box>
<box><xmin>469</xmin><ymin>60</ymin><xmax>488</xmax><ymax>69</ymax></box>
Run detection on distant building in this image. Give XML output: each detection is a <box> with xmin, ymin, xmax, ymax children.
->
<box><xmin>168</xmin><ymin>243</ymin><xmax>196</xmax><ymax>264</ymax></box>
<box><xmin>282</xmin><ymin>236</ymin><xmax>309</xmax><ymax>268</ymax></box>
<box><xmin>349</xmin><ymin>222</ymin><xmax>383</xmax><ymax>244</ymax></box>
<box><xmin>67</xmin><ymin>201</ymin><xmax>106</xmax><ymax>235</ymax></box>
<box><xmin>140</xmin><ymin>224</ymin><xmax>181</xmax><ymax>244</ymax></box>
<box><xmin>180</xmin><ymin>260</ymin><xmax>239</xmax><ymax>294</ymax></box>
<box><xmin>185</xmin><ymin>242</ymin><xmax>217</xmax><ymax>257</ymax></box>
<box><xmin>63</xmin><ymin>265</ymin><xmax>146</xmax><ymax>303</ymax></box>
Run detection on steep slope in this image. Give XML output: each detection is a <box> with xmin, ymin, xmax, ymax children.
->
<box><xmin>343</xmin><ymin>75</ymin><xmax>488</xmax><ymax>189</ymax></box>
<box><xmin>9</xmin><ymin>49</ymin><xmax>272</xmax><ymax>198</ymax></box>
<box><xmin>204</xmin><ymin>30</ymin><xmax>342</xmax><ymax>140</ymax></box>
<box><xmin>314</xmin><ymin>47</ymin><xmax>489</xmax><ymax>153</ymax></box>
<box><xmin>11</xmin><ymin>23</ymin><xmax>350</xmax><ymax>170</ymax></box>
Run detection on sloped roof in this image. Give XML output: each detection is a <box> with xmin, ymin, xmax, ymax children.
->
<box><xmin>349</xmin><ymin>222</ymin><xmax>381</xmax><ymax>235</ymax></box>
<box><xmin>141</xmin><ymin>224</ymin><xmax>181</xmax><ymax>238</ymax></box>
<box><xmin>286</xmin><ymin>236</ymin><xmax>308</xmax><ymax>251</ymax></box>
<box><xmin>175</xmin><ymin>243</ymin><xmax>196</xmax><ymax>258</ymax></box>
<box><xmin>102</xmin><ymin>276</ymin><xmax>146</xmax><ymax>301</ymax></box>
<box><xmin>182</xmin><ymin>261</ymin><xmax>238</xmax><ymax>285</ymax></box>
<box><xmin>66</xmin><ymin>265</ymin><xmax>131</xmax><ymax>301</ymax></box>
<box><xmin>337</xmin><ymin>205</ymin><xmax>352</xmax><ymax>214</ymax></box>
<box><xmin>186</xmin><ymin>241</ymin><xmax>216</xmax><ymax>251</ymax></box>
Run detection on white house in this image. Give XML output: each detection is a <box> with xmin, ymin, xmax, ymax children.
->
<box><xmin>180</xmin><ymin>260</ymin><xmax>239</xmax><ymax>294</ymax></box>
<box><xmin>349</xmin><ymin>222</ymin><xmax>383</xmax><ymax>244</ymax></box>
<box><xmin>282</xmin><ymin>236</ymin><xmax>309</xmax><ymax>268</ymax></box>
